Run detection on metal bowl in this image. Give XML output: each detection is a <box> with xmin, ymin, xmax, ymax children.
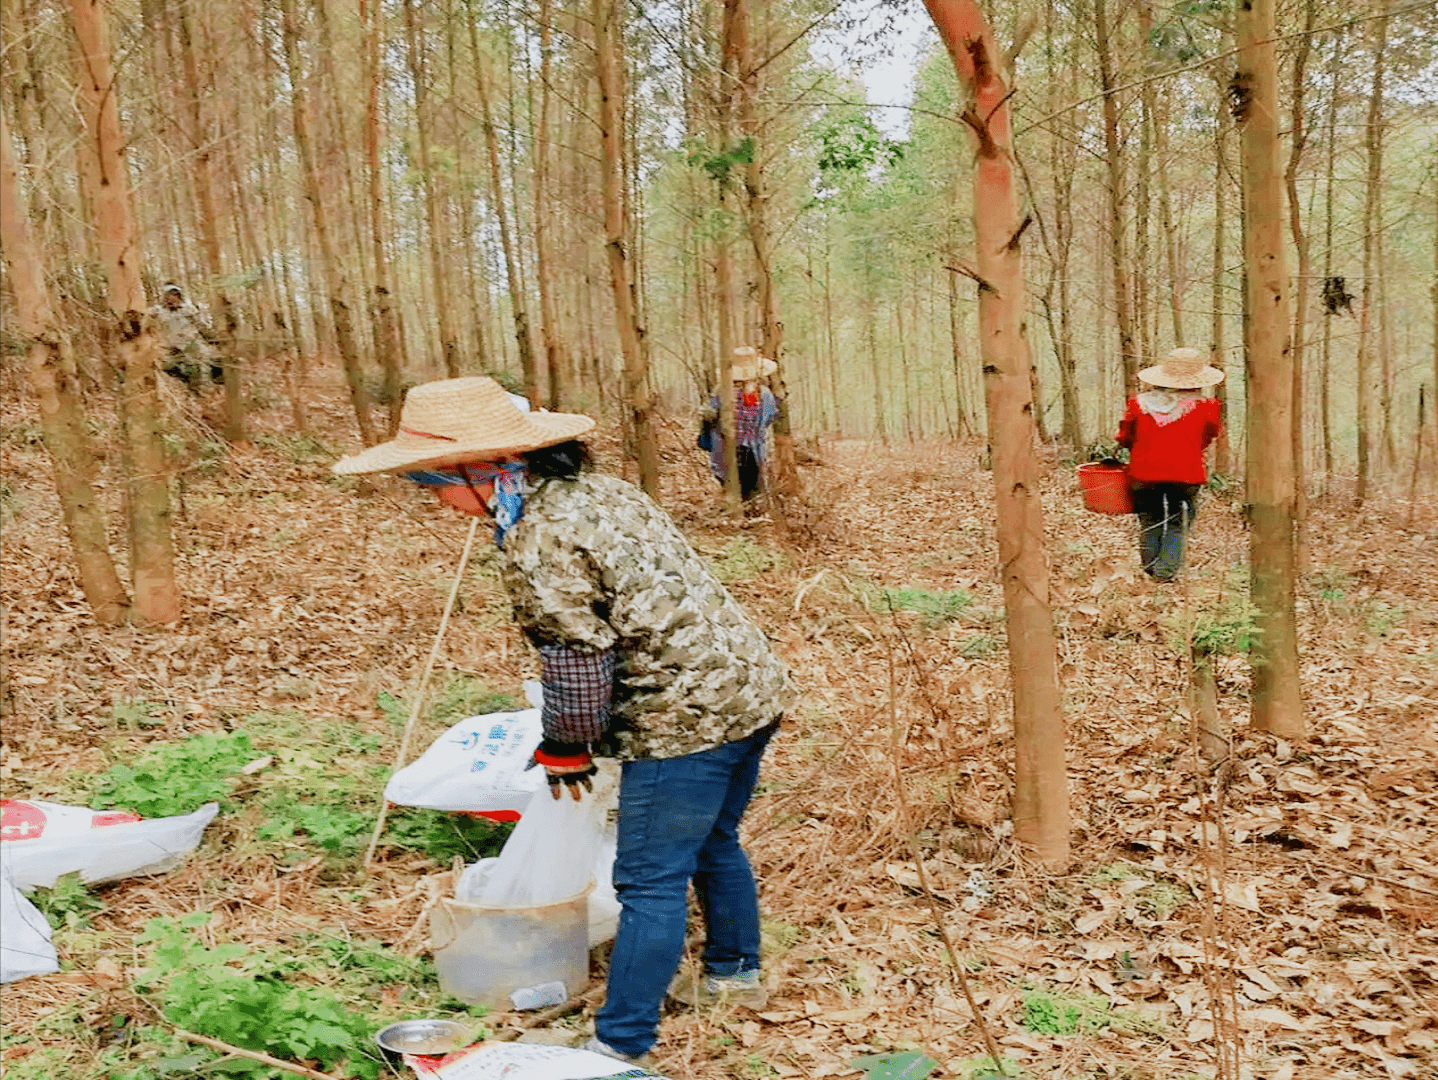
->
<box><xmin>374</xmin><ymin>1019</ymin><xmax>472</xmax><ymax>1059</ymax></box>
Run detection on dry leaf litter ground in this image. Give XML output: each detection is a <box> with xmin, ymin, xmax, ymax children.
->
<box><xmin>1</xmin><ymin>358</ymin><xmax>1435</xmax><ymax>1080</ymax></box>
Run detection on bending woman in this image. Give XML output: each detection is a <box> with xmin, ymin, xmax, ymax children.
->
<box><xmin>1115</xmin><ymin>348</ymin><xmax>1224</xmax><ymax>581</ymax></box>
<box><xmin>332</xmin><ymin>378</ymin><xmax>794</xmax><ymax>1064</ymax></box>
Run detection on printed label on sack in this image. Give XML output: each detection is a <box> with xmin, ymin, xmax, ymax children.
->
<box><xmin>0</xmin><ymin>801</ymin><xmax>143</xmax><ymax>842</ymax></box>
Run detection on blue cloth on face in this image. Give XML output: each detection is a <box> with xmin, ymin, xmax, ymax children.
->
<box><xmin>489</xmin><ymin>462</ymin><xmax>526</xmax><ymax>547</ymax></box>
<box><xmin>405</xmin><ymin>462</ymin><xmax>526</xmax><ymax>547</ymax></box>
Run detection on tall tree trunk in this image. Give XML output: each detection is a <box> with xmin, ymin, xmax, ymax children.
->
<box><xmin>1320</xmin><ymin>35</ymin><xmax>1340</xmax><ymax>488</ymax></box>
<box><xmin>1135</xmin><ymin>1</ymin><xmax>1155</xmax><ymax>362</ymax></box>
<box><xmin>404</xmin><ymin>0</ymin><xmax>459</xmax><ymax>379</ymax></box>
<box><xmin>1234</xmin><ymin>0</ymin><xmax>1304</xmax><ymax>739</ymax></box>
<box><xmin>947</xmin><ymin>266</ymin><xmax>974</xmax><ymax>438</ymax></box>
<box><xmin>1155</xmin><ymin>86</ymin><xmax>1184</xmax><ymax>347</ymax></box>
<box><xmin>925</xmin><ymin>0</ymin><xmax>1070</xmax><ymax>868</ymax></box>
<box><xmin>279</xmin><ymin>0</ymin><xmax>376</xmax><ymax>445</ymax></box>
<box><xmin>1284</xmin><ymin>0</ymin><xmax>1315</xmax><ymax>563</ymax></box>
<box><xmin>1356</xmin><ymin>7</ymin><xmax>1387</xmax><ymax>503</ymax></box>
<box><xmin>70</xmin><ymin>0</ymin><xmax>181</xmax><ymax>625</ymax></box>
<box><xmin>176</xmin><ymin>1</ymin><xmax>243</xmax><ymax>442</ymax></box>
<box><xmin>1</xmin><ymin>112</ymin><xmax>129</xmax><ymax>624</ymax></box>
<box><xmin>730</xmin><ymin>0</ymin><xmax>796</xmax><ymax>498</ymax></box>
<box><xmin>864</xmin><ymin>276</ymin><xmax>888</xmax><ymax>443</ymax></box>
<box><xmin>472</xmin><ymin>20</ymin><xmax>537</xmax><ymax>403</ymax></box>
<box><xmin>1095</xmin><ymin>0</ymin><xmax>1138</xmax><ymax>395</ymax></box>
<box><xmin>534</xmin><ymin>0</ymin><xmax>572</xmax><ymax>409</ymax></box>
<box><xmin>362</xmin><ymin>0</ymin><xmax>403</xmax><ymax>432</ymax></box>
<box><xmin>594</xmin><ymin>0</ymin><xmax>658</xmax><ymax>495</ymax></box>
<box><xmin>1039</xmin><ymin>12</ymin><xmax>1082</xmax><ymax>449</ymax></box>
<box><xmin>1211</xmin><ymin>90</ymin><xmax>1232</xmax><ymax>477</ymax></box>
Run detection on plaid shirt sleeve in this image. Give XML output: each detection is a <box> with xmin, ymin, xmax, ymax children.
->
<box><xmin>537</xmin><ymin>644</ymin><xmax>616</xmax><ymax>745</ymax></box>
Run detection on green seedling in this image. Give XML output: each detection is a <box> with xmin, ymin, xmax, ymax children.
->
<box><xmin>850</xmin><ymin>1051</ymin><xmax>941</xmax><ymax>1080</ymax></box>
<box><xmin>30</xmin><ymin>873</ymin><xmax>104</xmax><ymax>930</ymax></box>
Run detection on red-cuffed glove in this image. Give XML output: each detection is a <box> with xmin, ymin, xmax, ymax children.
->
<box><xmin>532</xmin><ymin>740</ymin><xmax>597</xmax><ymax>802</ymax></box>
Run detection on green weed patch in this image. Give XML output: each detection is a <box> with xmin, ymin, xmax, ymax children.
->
<box><xmin>93</xmin><ymin>732</ymin><xmax>257</xmax><ymax>817</ymax></box>
<box><xmin>135</xmin><ymin>915</ymin><xmax>387</xmax><ymax>1080</ymax></box>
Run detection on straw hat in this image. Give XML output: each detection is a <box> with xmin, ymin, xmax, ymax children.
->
<box><xmin>331</xmin><ymin>377</ymin><xmax>595</xmax><ymax>475</ymax></box>
<box><xmin>1138</xmin><ymin>347</ymin><xmax>1225</xmax><ymax>389</ymax></box>
<box><xmin>731</xmin><ymin>346</ymin><xmax>778</xmax><ymax>383</ymax></box>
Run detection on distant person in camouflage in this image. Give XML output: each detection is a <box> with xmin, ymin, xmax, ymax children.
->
<box><xmin>149</xmin><ymin>283</ymin><xmax>222</xmax><ymax>390</ymax></box>
<box><xmin>333</xmin><ymin>377</ymin><xmax>795</xmax><ymax>1066</ymax></box>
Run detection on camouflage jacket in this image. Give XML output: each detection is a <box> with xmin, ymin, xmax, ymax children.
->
<box><xmin>148</xmin><ymin>301</ymin><xmax>215</xmax><ymax>355</ymax></box>
<box><xmin>498</xmin><ymin>472</ymin><xmax>794</xmax><ymax>760</ymax></box>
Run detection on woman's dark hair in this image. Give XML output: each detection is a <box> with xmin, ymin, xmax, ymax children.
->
<box><xmin>524</xmin><ymin>439</ymin><xmax>591</xmax><ymax>480</ymax></box>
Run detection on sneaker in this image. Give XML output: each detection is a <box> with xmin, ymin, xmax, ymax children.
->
<box><xmin>667</xmin><ymin>968</ymin><xmax>768</xmax><ymax>1010</ymax></box>
<box><xmin>580</xmin><ymin>1036</ymin><xmax>653</xmax><ymax>1068</ymax></box>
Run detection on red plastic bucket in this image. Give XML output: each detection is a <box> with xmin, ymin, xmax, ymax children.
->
<box><xmin>1076</xmin><ymin>462</ymin><xmax>1134</xmax><ymax>515</ymax></box>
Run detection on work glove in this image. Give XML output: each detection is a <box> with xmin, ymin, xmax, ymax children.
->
<box><xmin>530</xmin><ymin>739</ymin><xmax>597</xmax><ymax>802</ymax></box>
<box><xmin>545</xmin><ymin>763</ymin><xmax>597</xmax><ymax>802</ymax></box>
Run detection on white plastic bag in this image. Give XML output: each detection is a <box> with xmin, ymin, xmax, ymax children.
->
<box><xmin>0</xmin><ymin>800</ymin><xmax>219</xmax><ymax>890</ymax></box>
<box><xmin>475</xmin><ymin>766</ymin><xmax>615</xmax><ymax>909</ymax></box>
<box><xmin>0</xmin><ymin>868</ymin><xmax>58</xmax><ymax>985</ymax></box>
<box><xmin>457</xmin><ymin>815</ymin><xmax>620</xmax><ymax>947</ymax></box>
<box><xmin>385</xmin><ymin>683</ymin><xmax>547</xmax><ymax>813</ymax></box>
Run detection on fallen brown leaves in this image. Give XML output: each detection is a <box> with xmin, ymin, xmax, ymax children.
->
<box><xmin>2</xmin><ymin>360</ymin><xmax>1436</xmax><ymax>1079</ymax></box>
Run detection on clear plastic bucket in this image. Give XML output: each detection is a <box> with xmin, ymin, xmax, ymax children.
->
<box><xmin>430</xmin><ymin>884</ymin><xmax>592</xmax><ymax>1009</ymax></box>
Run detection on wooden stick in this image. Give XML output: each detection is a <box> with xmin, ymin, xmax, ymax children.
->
<box><xmin>365</xmin><ymin>516</ymin><xmax>482</xmax><ymax>869</ymax></box>
<box><xmin>175</xmin><ymin>1030</ymin><xmax>342</xmax><ymax>1080</ymax></box>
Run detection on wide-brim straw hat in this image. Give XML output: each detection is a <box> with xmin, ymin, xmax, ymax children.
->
<box><xmin>1138</xmin><ymin>347</ymin><xmax>1225</xmax><ymax>389</ymax></box>
<box><xmin>731</xmin><ymin>346</ymin><xmax>778</xmax><ymax>383</ymax></box>
<box><xmin>331</xmin><ymin>377</ymin><xmax>595</xmax><ymax>475</ymax></box>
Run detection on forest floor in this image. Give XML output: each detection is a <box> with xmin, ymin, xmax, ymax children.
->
<box><xmin>1</xmin><ymin>358</ymin><xmax>1436</xmax><ymax>1080</ymax></box>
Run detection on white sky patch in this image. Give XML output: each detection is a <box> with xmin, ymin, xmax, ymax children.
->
<box><xmin>811</xmin><ymin>3</ymin><xmax>936</xmax><ymax>140</ymax></box>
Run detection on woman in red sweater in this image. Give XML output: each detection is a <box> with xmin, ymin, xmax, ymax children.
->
<box><xmin>1115</xmin><ymin>348</ymin><xmax>1224</xmax><ymax>581</ymax></box>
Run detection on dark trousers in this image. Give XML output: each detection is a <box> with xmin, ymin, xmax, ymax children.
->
<box><xmin>737</xmin><ymin>445</ymin><xmax>761</xmax><ymax>501</ymax></box>
<box><xmin>1130</xmin><ymin>481</ymin><xmax>1200</xmax><ymax>581</ymax></box>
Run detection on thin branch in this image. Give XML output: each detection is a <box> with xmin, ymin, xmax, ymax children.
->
<box><xmin>175</xmin><ymin>1031</ymin><xmax>343</xmax><ymax>1080</ymax></box>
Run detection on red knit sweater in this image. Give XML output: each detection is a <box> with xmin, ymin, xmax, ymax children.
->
<box><xmin>1115</xmin><ymin>396</ymin><xmax>1222</xmax><ymax>485</ymax></box>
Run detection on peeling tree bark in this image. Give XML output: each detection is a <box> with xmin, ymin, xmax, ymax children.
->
<box><xmin>71</xmin><ymin>0</ymin><xmax>180</xmax><ymax>625</ymax></box>
<box><xmin>1</xmin><ymin>111</ymin><xmax>129</xmax><ymax>624</ymax></box>
<box><xmin>924</xmin><ymin>0</ymin><xmax>1069</xmax><ymax>869</ymax></box>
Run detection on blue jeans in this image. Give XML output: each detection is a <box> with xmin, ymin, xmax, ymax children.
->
<box><xmin>594</xmin><ymin>721</ymin><xmax>777</xmax><ymax>1056</ymax></box>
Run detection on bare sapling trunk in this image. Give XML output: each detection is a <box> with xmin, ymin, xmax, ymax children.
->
<box><xmin>594</xmin><ymin>0</ymin><xmax>658</xmax><ymax>494</ymax></box>
<box><xmin>177</xmin><ymin>2</ymin><xmax>243</xmax><ymax>443</ymax></box>
<box><xmin>1</xmin><ymin>112</ymin><xmax>129</xmax><ymax>624</ymax></box>
<box><xmin>711</xmin><ymin>15</ymin><xmax>743</xmax><ymax>510</ymax></box>
<box><xmin>1095</xmin><ymin>0</ymin><xmax>1139</xmax><ymax>395</ymax></box>
<box><xmin>924</xmin><ymin>0</ymin><xmax>1070</xmax><ymax>868</ymax></box>
<box><xmin>71</xmin><ymin>0</ymin><xmax>181</xmax><ymax>625</ymax></box>
<box><xmin>362</xmin><ymin>0</ymin><xmax>403</xmax><ymax>433</ymax></box>
<box><xmin>1192</xmin><ymin>649</ymin><xmax>1227</xmax><ymax>764</ymax></box>
<box><xmin>404</xmin><ymin>0</ymin><xmax>459</xmax><ymax>379</ymax></box>
<box><xmin>1356</xmin><ymin>7</ymin><xmax>1387</xmax><ymax>503</ymax></box>
<box><xmin>534</xmin><ymin>0</ymin><xmax>572</xmax><ymax>410</ymax></box>
<box><xmin>1284</xmin><ymin>0</ymin><xmax>1316</xmax><ymax>566</ymax></box>
<box><xmin>1234</xmin><ymin>0</ymin><xmax>1304</xmax><ymax>738</ymax></box>
<box><xmin>729</xmin><ymin>0</ymin><xmax>798</xmax><ymax>501</ymax></box>
<box><xmin>472</xmin><ymin>23</ymin><xmax>537</xmax><ymax>402</ymax></box>
<box><xmin>279</xmin><ymin>0</ymin><xmax>375</xmax><ymax>445</ymax></box>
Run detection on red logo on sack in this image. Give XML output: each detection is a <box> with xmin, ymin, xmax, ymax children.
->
<box><xmin>0</xmin><ymin>801</ymin><xmax>47</xmax><ymax>841</ymax></box>
<box><xmin>92</xmin><ymin>811</ymin><xmax>143</xmax><ymax>828</ymax></box>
